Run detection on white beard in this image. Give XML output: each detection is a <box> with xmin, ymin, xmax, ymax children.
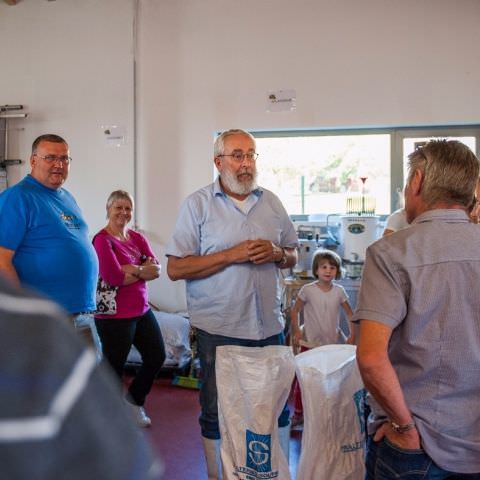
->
<box><xmin>221</xmin><ymin>168</ymin><xmax>258</xmax><ymax>196</ymax></box>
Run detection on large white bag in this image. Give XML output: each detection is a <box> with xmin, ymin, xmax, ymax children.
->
<box><xmin>216</xmin><ymin>345</ymin><xmax>296</xmax><ymax>480</ymax></box>
<box><xmin>295</xmin><ymin>345</ymin><xmax>366</xmax><ymax>480</ymax></box>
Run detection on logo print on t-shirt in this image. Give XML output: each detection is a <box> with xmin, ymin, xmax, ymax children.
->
<box><xmin>60</xmin><ymin>212</ymin><xmax>81</xmax><ymax>229</ymax></box>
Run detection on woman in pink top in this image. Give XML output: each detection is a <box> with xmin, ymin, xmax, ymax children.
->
<box><xmin>93</xmin><ymin>190</ymin><xmax>165</xmax><ymax>427</ymax></box>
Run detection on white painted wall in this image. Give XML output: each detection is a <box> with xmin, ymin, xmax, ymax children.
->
<box><xmin>2</xmin><ymin>0</ymin><xmax>480</xmax><ymax>311</ymax></box>
<box><xmin>0</xmin><ymin>0</ymin><xmax>135</xmax><ymax>234</ymax></box>
<box><xmin>136</xmin><ymin>0</ymin><xmax>480</xmax><ymax>310</ymax></box>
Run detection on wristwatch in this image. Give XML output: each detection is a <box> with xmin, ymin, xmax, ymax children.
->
<box><xmin>275</xmin><ymin>247</ymin><xmax>288</xmax><ymax>268</ymax></box>
<box><xmin>389</xmin><ymin>419</ymin><xmax>416</xmax><ymax>434</ymax></box>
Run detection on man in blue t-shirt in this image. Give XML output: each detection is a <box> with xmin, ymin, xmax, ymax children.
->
<box><xmin>0</xmin><ymin>134</ymin><xmax>100</xmax><ymax>355</ymax></box>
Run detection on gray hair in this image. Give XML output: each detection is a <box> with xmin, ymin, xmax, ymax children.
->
<box><xmin>407</xmin><ymin>140</ymin><xmax>480</xmax><ymax>208</ymax></box>
<box><xmin>213</xmin><ymin>129</ymin><xmax>256</xmax><ymax>157</ymax></box>
<box><xmin>106</xmin><ymin>190</ymin><xmax>134</xmax><ymax>212</ymax></box>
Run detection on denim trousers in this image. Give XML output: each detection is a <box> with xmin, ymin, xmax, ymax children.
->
<box><xmin>95</xmin><ymin>308</ymin><xmax>166</xmax><ymax>406</ymax></box>
<box><xmin>366</xmin><ymin>436</ymin><xmax>480</xmax><ymax>480</ymax></box>
<box><xmin>196</xmin><ymin>328</ymin><xmax>290</xmax><ymax>440</ymax></box>
<box><xmin>70</xmin><ymin>313</ymin><xmax>103</xmax><ymax>363</ymax></box>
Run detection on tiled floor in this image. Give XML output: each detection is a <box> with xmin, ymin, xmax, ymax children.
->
<box><xmin>140</xmin><ymin>376</ymin><xmax>302</xmax><ymax>479</ymax></box>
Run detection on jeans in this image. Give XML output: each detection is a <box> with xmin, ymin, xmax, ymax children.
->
<box><xmin>71</xmin><ymin>313</ymin><xmax>103</xmax><ymax>363</ymax></box>
<box><xmin>366</xmin><ymin>436</ymin><xmax>480</xmax><ymax>480</ymax></box>
<box><xmin>95</xmin><ymin>308</ymin><xmax>166</xmax><ymax>406</ymax></box>
<box><xmin>196</xmin><ymin>328</ymin><xmax>290</xmax><ymax>440</ymax></box>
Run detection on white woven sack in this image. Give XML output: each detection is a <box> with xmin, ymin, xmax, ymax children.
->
<box><xmin>295</xmin><ymin>344</ymin><xmax>366</xmax><ymax>480</ymax></box>
<box><xmin>216</xmin><ymin>345</ymin><xmax>295</xmax><ymax>480</ymax></box>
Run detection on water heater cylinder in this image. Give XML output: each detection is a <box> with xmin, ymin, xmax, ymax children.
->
<box><xmin>341</xmin><ymin>215</ymin><xmax>380</xmax><ymax>262</ymax></box>
<box><xmin>294</xmin><ymin>238</ymin><xmax>320</xmax><ymax>278</ymax></box>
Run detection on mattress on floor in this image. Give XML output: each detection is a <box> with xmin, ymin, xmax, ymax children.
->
<box><xmin>126</xmin><ymin>311</ymin><xmax>191</xmax><ymax>370</ymax></box>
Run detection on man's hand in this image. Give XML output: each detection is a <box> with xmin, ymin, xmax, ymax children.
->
<box><xmin>374</xmin><ymin>421</ymin><xmax>421</xmax><ymax>450</ymax></box>
<box><xmin>247</xmin><ymin>240</ymin><xmax>280</xmax><ymax>264</ymax></box>
<box><xmin>227</xmin><ymin>240</ymin><xmax>255</xmax><ymax>264</ymax></box>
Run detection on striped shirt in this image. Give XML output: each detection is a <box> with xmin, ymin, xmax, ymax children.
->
<box><xmin>0</xmin><ymin>276</ymin><xmax>162</xmax><ymax>479</ymax></box>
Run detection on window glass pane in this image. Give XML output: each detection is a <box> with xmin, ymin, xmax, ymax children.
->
<box><xmin>255</xmin><ymin>134</ymin><xmax>391</xmax><ymax>215</ymax></box>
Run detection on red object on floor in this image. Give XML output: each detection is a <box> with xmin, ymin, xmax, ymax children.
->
<box><xmin>292</xmin><ymin>345</ymin><xmax>310</xmax><ymax>417</ymax></box>
<box><xmin>141</xmin><ymin>377</ymin><xmax>301</xmax><ymax>479</ymax></box>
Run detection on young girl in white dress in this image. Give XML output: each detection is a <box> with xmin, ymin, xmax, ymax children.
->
<box><xmin>290</xmin><ymin>249</ymin><xmax>355</xmax><ymax>427</ymax></box>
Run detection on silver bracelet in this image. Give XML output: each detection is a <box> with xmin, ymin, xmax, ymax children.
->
<box><xmin>389</xmin><ymin>419</ymin><xmax>416</xmax><ymax>434</ymax></box>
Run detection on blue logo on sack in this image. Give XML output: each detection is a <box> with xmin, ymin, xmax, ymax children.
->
<box><xmin>353</xmin><ymin>388</ymin><xmax>366</xmax><ymax>434</ymax></box>
<box><xmin>246</xmin><ymin>429</ymin><xmax>271</xmax><ymax>473</ymax></box>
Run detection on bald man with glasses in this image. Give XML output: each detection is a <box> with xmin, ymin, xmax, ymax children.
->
<box><xmin>0</xmin><ymin>134</ymin><xmax>101</xmax><ymax>356</ymax></box>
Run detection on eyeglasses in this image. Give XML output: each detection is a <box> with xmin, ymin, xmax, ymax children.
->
<box><xmin>218</xmin><ymin>152</ymin><xmax>259</xmax><ymax>162</ymax></box>
<box><xmin>34</xmin><ymin>154</ymin><xmax>72</xmax><ymax>164</ymax></box>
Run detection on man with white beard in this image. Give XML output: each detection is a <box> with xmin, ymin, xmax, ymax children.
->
<box><xmin>166</xmin><ymin>129</ymin><xmax>298</xmax><ymax>479</ymax></box>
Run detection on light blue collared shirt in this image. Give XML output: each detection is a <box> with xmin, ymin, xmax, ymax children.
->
<box><xmin>166</xmin><ymin>178</ymin><xmax>298</xmax><ymax>339</ymax></box>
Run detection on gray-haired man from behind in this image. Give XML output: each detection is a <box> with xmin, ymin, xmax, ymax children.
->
<box><xmin>355</xmin><ymin>140</ymin><xmax>480</xmax><ymax>479</ymax></box>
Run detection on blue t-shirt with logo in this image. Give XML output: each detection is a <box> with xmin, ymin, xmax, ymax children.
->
<box><xmin>0</xmin><ymin>175</ymin><xmax>98</xmax><ymax>314</ymax></box>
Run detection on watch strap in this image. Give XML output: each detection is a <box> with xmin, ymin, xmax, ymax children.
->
<box><xmin>275</xmin><ymin>246</ymin><xmax>288</xmax><ymax>267</ymax></box>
